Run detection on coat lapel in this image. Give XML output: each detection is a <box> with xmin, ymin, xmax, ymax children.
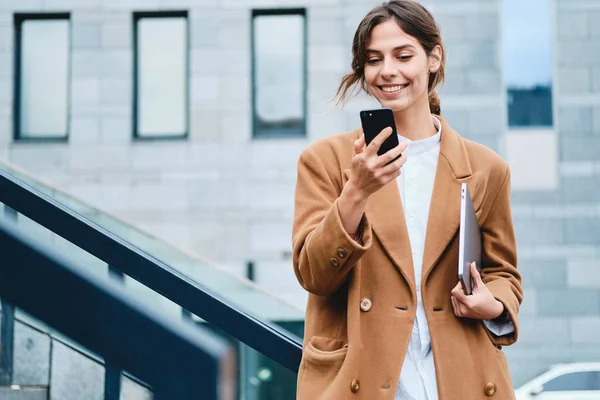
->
<box><xmin>343</xmin><ymin>169</ymin><xmax>416</xmax><ymax>288</ymax></box>
<box><xmin>341</xmin><ymin>117</ymin><xmax>473</xmax><ymax>289</ymax></box>
<box><xmin>421</xmin><ymin>117</ymin><xmax>473</xmax><ymax>283</ymax></box>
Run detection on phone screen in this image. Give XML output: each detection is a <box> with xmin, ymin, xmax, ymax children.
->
<box><xmin>360</xmin><ymin>108</ymin><xmax>400</xmax><ymax>158</ymax></box>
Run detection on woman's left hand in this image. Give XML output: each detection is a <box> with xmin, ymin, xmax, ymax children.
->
<box><xmin>451</xmin><ymin>262</ymin><xmax>504</xmax><ymax>320</ymax></box>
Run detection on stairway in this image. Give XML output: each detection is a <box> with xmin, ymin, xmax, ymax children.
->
<box><xmin>0</xmin><ymin>387</ymin><xmax>48</xmax><ymax>400</ymax></box>
<box><xmin>0</xmin><ymin>310</ymin><xmax>151</xmax><ymax>400</ymax></box>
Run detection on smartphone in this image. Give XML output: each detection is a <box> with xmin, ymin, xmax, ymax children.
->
<box><xmin>359</xmin><ymin>108</ymin><xmax>401</xmax><ymax>159</ymax></box>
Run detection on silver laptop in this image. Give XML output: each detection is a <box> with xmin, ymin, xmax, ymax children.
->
<box><xmin>458</xmin><ymin>182</ymin><xmax>481</xmax><ymax>295</ymax></box>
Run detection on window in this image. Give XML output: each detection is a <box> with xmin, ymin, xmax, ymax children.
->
<box><xmin>502</xmin><ymin>0</ymin><xmax>553</xmax><ymax>128</ymax></box>
<box><xmin>14</xmin><ymin>14</ymin><xmax>70</xmax><ymax>140</ymax></box>
<box><xmin>133</xmin><ymin>11</ymin><xmax>188</xmax><ymax>139</ymax></box>
<box><xmin>251</xmin><ymin>9</ymin><xmax>307</xmax><ymax>138</ymax></box>
<box><xmin>543</xmin><ymin>371</ymin><xmax>600</xmax><ymax>392</ymax></box>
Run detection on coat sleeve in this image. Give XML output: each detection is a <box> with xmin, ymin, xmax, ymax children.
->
<box><xmin>480</xmin><ymin>165</ymin><xmax>524</xmax><ymax>346</ymax></box>
<box><xmin>292</xmin><ymin>146</ymin><xmax>373</xmax><ymax>296</ymax></box>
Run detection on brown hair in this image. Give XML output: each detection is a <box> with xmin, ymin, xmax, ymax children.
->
<box><xmin>335</xmin><ymin>0</ymin><xmax>445</xmax><ymax>115</ymax></box>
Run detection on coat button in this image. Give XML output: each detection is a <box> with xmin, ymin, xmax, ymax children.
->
<box><xmin>360</xmin><ymin>298</ymin><xmax>372</xmax><ymax>312</ymax></box>
<box><xmin>350</xmin><ymin>378</ymin><xmax>360</xmax><ymax>393</ymax></box>
<box><xmin>484</xmin><ymin>382</ymin><xmax>497</xmax><ymax>396</ymax></box>
<box><xmin>330</xmin><ymin>258</ymin><xmax>339</xmax><ymax>268</ymax></box>
<box><xmin>337</xmin><ymin>248</ymin><xmax>347</xmax><ymax>259</ymax></box>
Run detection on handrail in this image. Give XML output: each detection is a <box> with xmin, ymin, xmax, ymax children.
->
<box><xmin>0</xmin><ymin>167</ymin><xmax>303</xmax><ymax>372</ymax></box>
<box><xmin>0</xmin><ymin>219</ymin><xmax>234</xmax><ymax>399</ymax></box>
<box><xmin>0</xmin><ymin>159</ymin><xmax>303</xmax><ymax>321</ymax></box>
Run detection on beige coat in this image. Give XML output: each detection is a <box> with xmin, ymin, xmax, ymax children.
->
<box><xmin>292</xmin><ymin>116</ymin><xmax>523</xmax><ymax>400</ymax></box>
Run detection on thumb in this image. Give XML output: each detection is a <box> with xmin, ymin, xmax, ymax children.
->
<box><xmin>471</xmin><ymin>262</ymin><xmax>483</xmax><ymax>288</ymax></box>
<box><xmin>354</xmin><ymin>135</ymin><xmax>365</xmax><ymax>155</ymax></box>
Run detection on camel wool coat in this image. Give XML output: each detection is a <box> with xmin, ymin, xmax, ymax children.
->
<box><xmin>292</xmin><ymin>116</ymin><xmax>523</xmax><ymax>400</ymax></box>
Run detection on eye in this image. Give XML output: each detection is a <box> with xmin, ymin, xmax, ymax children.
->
<box><xmin>398</xmin><ymin>55</ymin><xmax>413</xmax><ymax>61</ymax></box>
<box><xmin>366</xmin><ymin>58</ymin><xmax>381</xmax><ymax>65</ymax></box>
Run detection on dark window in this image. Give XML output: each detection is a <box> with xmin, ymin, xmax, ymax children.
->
<box><xmin>502</xmin><ymin>0</ymin><xmax>553</xmax><ymax>128</ymax></box>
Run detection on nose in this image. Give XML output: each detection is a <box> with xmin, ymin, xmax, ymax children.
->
<box><xmin>380</xmin><ymin>57</ymin><xmax>398</xmax><ymax>79</ymax></box>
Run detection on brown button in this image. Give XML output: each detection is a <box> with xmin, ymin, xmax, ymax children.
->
<box><xmin>484</xmin><ymin>382</ymin><xmax>497</xmax><ymax>396</ymax></box>
<box><xmin>360</xmin><ymin>298</ymin><xmax>372</xmax><ymax>312</ymax></box>
<box><xmin>330</xmin><ymin>257</ymin><xmax>339</xmax><ymax>268</ymax></box>
<box><xmin>337</xmin><ymin>248</ymin><xmax>347</xmax><ymax>259</ymax></box>
<box><xmin>350</xmin><ymin>378</ymin><xmax>360</xmax><ymax>393</ymax></box>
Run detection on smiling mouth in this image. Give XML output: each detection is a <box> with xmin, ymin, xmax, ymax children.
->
<box><xmin>379</xmin><ymin>84</ymin><xmax>409</xmax><ymax>93</ymax></box>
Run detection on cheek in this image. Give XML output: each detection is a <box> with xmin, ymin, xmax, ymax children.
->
<box><xmin>405</xmin><ymin>65</ymin><xmax>429</xmax><ymax>85</ymax></box>
<box><xmin>363</xmin><ymin>67</ymin><xmax>377</xmax><ymax>86</ymax></box>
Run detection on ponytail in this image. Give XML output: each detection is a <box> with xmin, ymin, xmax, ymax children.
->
<box><xmin>428</xmin><ymin>90</ymin><xmax>441</xmax><ymax>115</ymax></box>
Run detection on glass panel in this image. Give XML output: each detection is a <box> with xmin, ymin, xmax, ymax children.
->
<box><xmin>19</xmin><ymin>19</ymin><xmax>69</xmax><ymax>138</ymax></box>
<box><xmin>122</xmin><ymin>374</ymin><xmax>153</xmax><ymax>399</ymax></box>
<box><xmin>136</xmin><ymin>17</ymin><xmax>187</xmax><ymax>137</ymax></box>
<box><xmin>205</xmin><ymin>321</ymin><xmax>302</xmax><ymax>400</ymax></box>
<box><xmin>0</xmin><ymin>160</ymin><xmax>304</xmax><ymax>323</ymax></box>
<box><xmin>253</xmin><ymin>13</ymin><xmax>305</xmax><ymax>136</ymax></box>
<box><xmin>543</xmin><ymin>371</ymin><xmax>597</xmax><ymax>391</ymax></box>
<box><xmin>502</xmin><ymin>0</ymin><xmax>553</xmax><ymax>128</ymax></box>
<box><xmin>2</xmin><ymin>160</ymin><xmax>304</xmax><ymax>398</ymax></box>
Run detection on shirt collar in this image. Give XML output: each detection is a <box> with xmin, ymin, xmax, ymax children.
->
<box><xmin>397</xmin><ymin>116</ymin><xmax>442</xmax><ymax>155</ymax></box>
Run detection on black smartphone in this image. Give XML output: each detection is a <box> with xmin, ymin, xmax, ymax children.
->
<box><xmin>359</xmin><ymin>108</ymin><xmax>401</xmax><ymax>159</ymax></box>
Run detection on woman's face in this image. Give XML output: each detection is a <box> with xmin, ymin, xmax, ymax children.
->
<box><xmin>363</xmin><ymin>20</ymin><xmax>440</xmax><ymax>112</ymax></box>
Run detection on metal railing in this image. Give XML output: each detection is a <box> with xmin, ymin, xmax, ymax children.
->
<box><xmin>0</xmin><ymin>218</ymin><xmax>234</xmax><ymax>399</ymax></box>
<box><xmin>0</xmin><ymin>165</ymin><xmax>303</xmax><ymax>397</ymax></box>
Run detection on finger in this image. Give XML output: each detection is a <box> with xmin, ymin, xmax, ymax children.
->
<box><xmin>379</xmin><ymin>152</ymin><xmax>407</xmax><ymax>177</ymax></box>
<box><xmin>452</xmin><ymin>283</ymin><xmax>472</xmax><ymax>307</ymax></box>
<box><xmin>456</xmin><ymin>294</ymin><xmax>474</xmax><ymax>314</ymax></box>
<box><xmin>365</xmin><ymin>127</ymin><xmax>394</xmax><ymax>155</ymax></box>
<box><xmin>471</xmin><ymin>262</ymin><xmax>483</xmax><ymax>288</ymax></box>
<box><xmin>453</xmin><ymin>294</ymin><xmax>472</xmax><ymax>317</ymax></box>
<box><xmin>376</xmin><ymin>141</ymin><xmax>409</xmax><ymax>168</ymax></box>
<box><xmin>354</xmin><ymin>135</ymin><xmax>365</xmax><ymax>155</ymax></box>
<box><xmin>450</xmin><ymin>282</ymin><xmax>463</xmax><ymax>297</ymax></box>
<box><xmin>378</xmin><ymin>145</ymin><xmax>409</xmax><ymax>177</ymax></box>
<box><xmin>451</xmin><ymin>296</ymin><xmax>461</xmax><ymax>317</ymax></box>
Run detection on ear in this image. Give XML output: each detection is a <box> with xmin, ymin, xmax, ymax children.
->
<box><xmin>428</xmin><ymin>45</ymin><xmax>443</xmax><ymax>73</ymax></box>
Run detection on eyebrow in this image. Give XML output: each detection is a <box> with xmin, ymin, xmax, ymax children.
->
<box><xmin>366</xmin><ymin>44</ymin><xmax>416</xmax><ymax>53</ymax></box>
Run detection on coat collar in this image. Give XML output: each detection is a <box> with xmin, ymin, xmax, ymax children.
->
<box><xmin>344</xmin><ymin>115</ymin><xmax>474</xmax><ymax>290</ymax></box>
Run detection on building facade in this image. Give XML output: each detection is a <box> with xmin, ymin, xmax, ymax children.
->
<box><xmin>0</xmin><ymin>0</ymin><xmax>599</xmax><ymax>386</ymax></box>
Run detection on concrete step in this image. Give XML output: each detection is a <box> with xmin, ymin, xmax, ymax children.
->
<box><xmin>0</xmin><ymin>386</ymin><xmax>48</xmax><ymax>400</ymax></box>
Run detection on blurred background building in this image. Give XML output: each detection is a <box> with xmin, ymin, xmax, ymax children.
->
<box><xmin>0</xmin><ymin>0</ymin><xmax>599</xmax><ymax>397</ymax></box>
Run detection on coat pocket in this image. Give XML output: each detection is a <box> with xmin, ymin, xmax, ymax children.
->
<box><xmin>478</xmin><ymin>324</ymin><xmax>516</xmax><ymax>399</ymax></box>
<box><xmin>297</xmin><ymin>336</ymin><xmax>349</xmax><ymax>400</ymax></box>
<box><xmin>304</xmin><ymin>336</ymin><xmax>348</xmax><ymax>366</ymax></box>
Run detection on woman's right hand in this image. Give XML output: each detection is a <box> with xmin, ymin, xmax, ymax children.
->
<box><xmin>347</xmin><ymin>127</ymin><xmax>408</xmax><ymax>200</ymax></box>
<box><xmin>337</xmin><ymin>127</ymin><xmax>407</xmax><ymax>235</ymax></box>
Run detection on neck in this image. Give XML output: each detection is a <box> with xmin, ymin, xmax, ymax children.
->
<box><xmin>393</xmin><ymin>99</ymin><xmax>437</xmax><ymax>141</ymax></box>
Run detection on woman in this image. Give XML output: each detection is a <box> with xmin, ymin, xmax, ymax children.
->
<box><xmin>291</xmin><ymin>1</ymin><xmax>523</xmax><ymax>399</ymax></box>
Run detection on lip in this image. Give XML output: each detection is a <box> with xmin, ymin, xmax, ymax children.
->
<box><xmin>377</xmin><ymin>83</ymin><xmax>409</xmax><ymax>98</ymax></box>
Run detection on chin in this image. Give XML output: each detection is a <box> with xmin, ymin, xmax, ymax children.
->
<box><xmin>377</xmin><ymin>98</ymin><xmax>412</xmax><ymax>112</ymax></box>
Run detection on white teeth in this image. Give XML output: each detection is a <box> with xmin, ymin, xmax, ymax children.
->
<box><xmin>381</xmin><ymin>84</ymin><xmax>407</xmax><ymax>93</ymax></box>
